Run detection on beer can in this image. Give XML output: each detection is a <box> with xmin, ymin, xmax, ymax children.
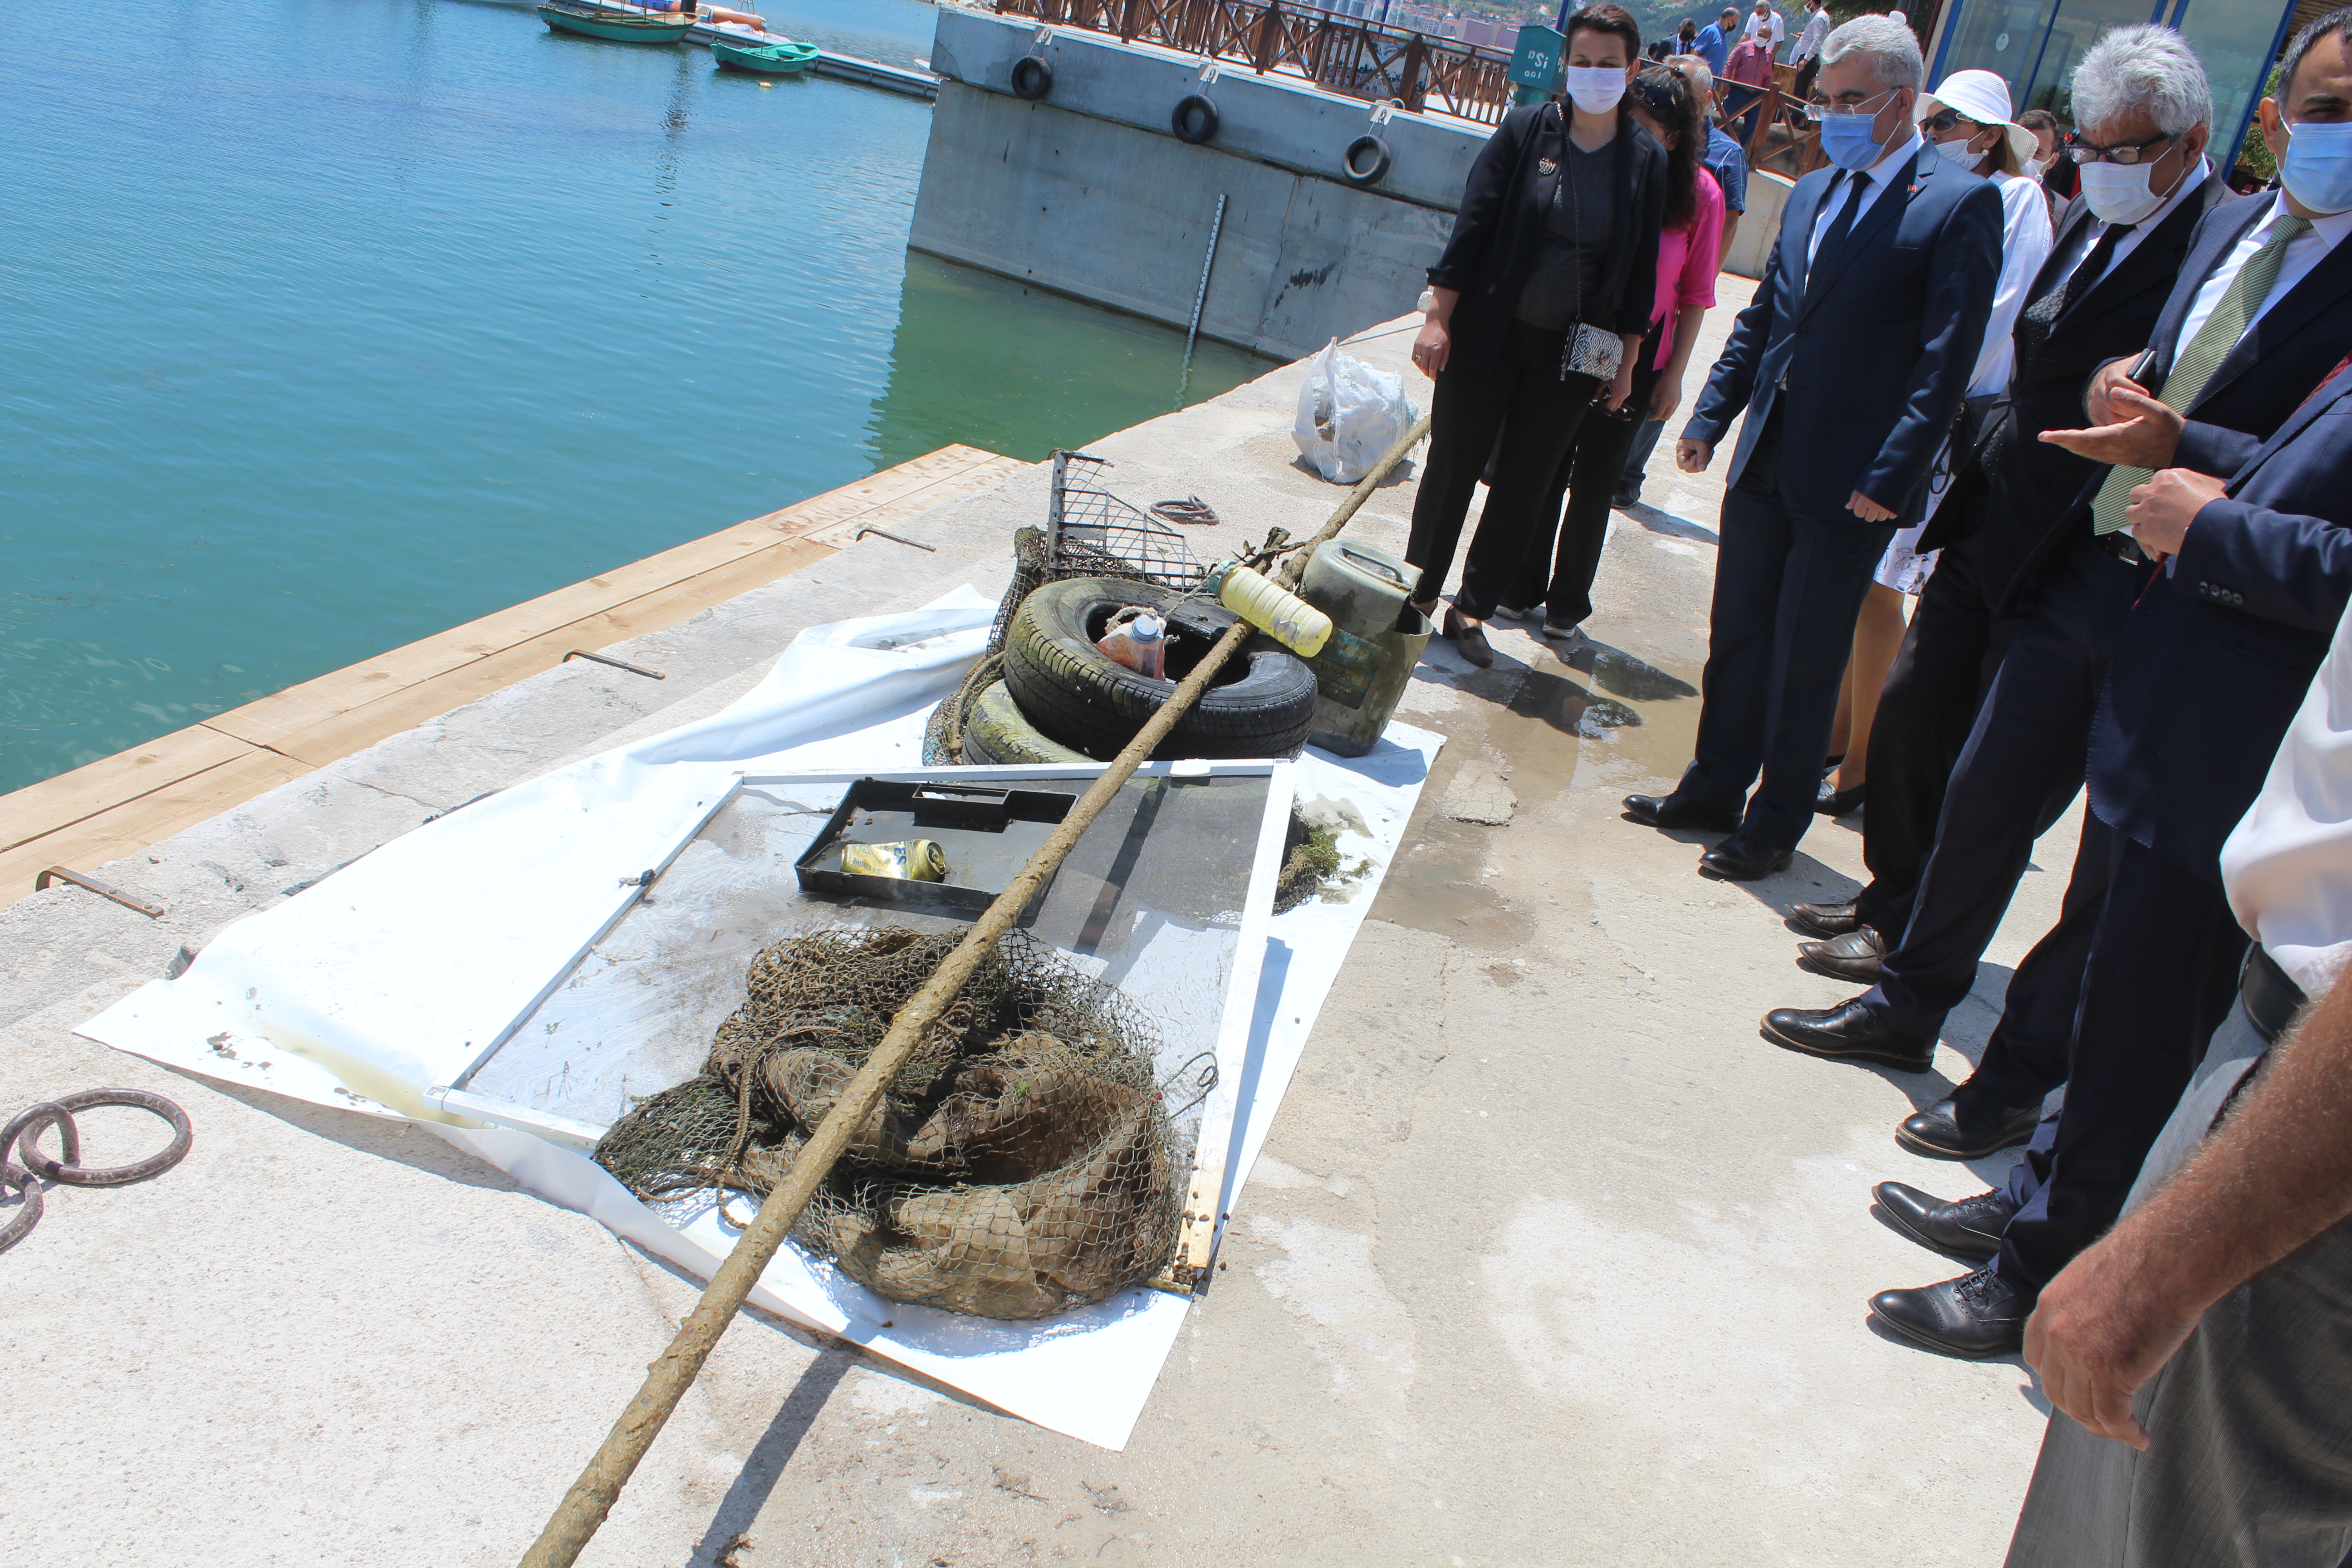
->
<box><xmin>840</xmin><ymin>839</ymin><xmax>949</xmax><ymax>882</ymax></box>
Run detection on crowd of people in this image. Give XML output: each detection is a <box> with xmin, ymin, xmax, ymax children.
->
<box><xmin>1405</xmin><ymin>4</ymin><xmax>2352</xmax><ymax>1559</ymax></box>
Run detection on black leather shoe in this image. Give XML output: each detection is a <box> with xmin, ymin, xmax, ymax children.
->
<box><xmin>1787</xmin><ymin>899</ymin><xmax>1860</xmax><ymax>938</ymax></box>
<box><xmin>1869</xmin><ymin>1265</ymin><xmax>2029</xmax><ymax>1359</ymax></box>
<box><xmin>1700</xmin><ymin>836</ymin><xmax>1793</xmax><ymax>880</ymax></box>
<box><xmin>1798</xmin><ymin>925</ymin><xmax>1885</xmax><ymax>982</ymax></box>
<box><xmin>1760</xmin><ymin>998</ymin><xmax>1935</xmax><ymax>1072</ymax></box>
<box><xmin>1622</xmin><ymin>793</ymin><xmax>1742</xmax><ymax>833</ymax></box>
<box><xmin>1897</xmin><ymin>1088</ymin><xmax>2043</xmax><ymax>1160</ymax></box>
<box><xmin>1443</xmin><ymin>608</ymin><xmax>1494</xmax><ymax>668</ymax></box>
<box><xmin>1872</xmin><ymin>1181</ymin><xmax>2016</xmax><ymax>1263</ymax></box>
<box><xmin>1817</xmin><ymin>778</ymin><xmax>1868</xmax><ymax>817</ymax></box>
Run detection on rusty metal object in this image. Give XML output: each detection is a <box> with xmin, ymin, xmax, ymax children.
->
<box><xmin>852</xmin><ymin>524</ymin><xmax>938</xmax><ymax>552</ymax></box>
<box><xmin>33</xmin><ymin>867</ymin><xmax>165</xmax><ymax>918</ymax></box>
<box><xmin>561</xmin><ymin>649</ymin><xmax>666</xmax><ymax>680</ymax></box>
<box><xmin>0</xmin><ymin>1089</ymin><xmax>191</xmax><ymax>1253</ymax></box>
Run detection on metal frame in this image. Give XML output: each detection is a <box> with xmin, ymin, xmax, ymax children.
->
<box><xmin>422</xmin><ymin>756</ymin><xmax>1298</xmax><ymax>1288</ymax></box>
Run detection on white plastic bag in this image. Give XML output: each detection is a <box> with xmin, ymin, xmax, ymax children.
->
<box><xmin>1292</xmin><ymin>339</ymin><xmax>1421</xmax><ymax>485</ymax></box>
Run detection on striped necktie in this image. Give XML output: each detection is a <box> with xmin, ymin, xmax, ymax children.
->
<box><xmin>2092</xmin><ymin>216</ymin><xmax>2313</xmax><ymax>534</ymax></box>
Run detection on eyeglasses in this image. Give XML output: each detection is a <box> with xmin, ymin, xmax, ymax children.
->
<box><xmin>1805</xmin><ymin>87</ymin><xmax>1897</xmax><ymax>122</ymax></box>
<box><xmin>1921</xmin><ymin>107</ymin><xmax>1975</xmax><ymax>136</ymax></box>
<box><xmin>2064</xmin><ymin>129</ymin><xmax>2173</xmax><ymax>165</ymax></box>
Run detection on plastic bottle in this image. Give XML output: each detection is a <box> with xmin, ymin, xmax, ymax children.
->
<box><xmin>1096</xmin><ymin>611</ymin><xmax>1168</xmax><ymax>679</ymax></box>
<box><xmin>1203</xmin><ymin>561</ymin><xmax>1333</xmax><ymax>657</ymax></box>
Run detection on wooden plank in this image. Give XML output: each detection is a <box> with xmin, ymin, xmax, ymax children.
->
<box><xmin>0</xmin><ymin>725</ymin><xmax>267</xmax><ymax>855</ymax></box>
<box><xmin>0</xmin><ymin>749</ymin><xmax>316</xmax><ymax>905</ymax></box>
<box><xmin>740</xmin><ymin>444</ymin><xmax>1009</xmax><ymax>535</ymax></box>
<box><xmin>799</xmin><ymin>454</ymin><xmax>1031</xmax><ymax>549</ymax></box>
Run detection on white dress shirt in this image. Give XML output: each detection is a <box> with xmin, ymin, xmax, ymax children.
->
<box><xmin>1970</xmin><ymin>169</ymin><xmax>2058</xmax><ymax>396</ymax></box>
<box><xmin>2225</xmin><ymin>598</ymin><xmax>2352</xmax><ymax>994</ymax></box>
<box><xmin>2176</xmin><ymin>196</ymin><xmax>2352</xmax><ymax>352</ymax></box>
<box><xmin>1741</xmin><ymin>8</ymin><xmax>1784</xmax><ymax>48</ymax></box>
<box><xmin>1792</xmin><ymin>5</ymin><xmax>1830</xmax><ymax>63</ymax></box>
<box><xmin>1807</xmin><ymin>131</ymin><xmax>1923</xmax><ymax>266</ymax></box>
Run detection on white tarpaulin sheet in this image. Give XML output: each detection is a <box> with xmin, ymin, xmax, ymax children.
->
<box><xmin>79</xmin><ymin>589</ymin><xmax>1439</xmax><ymax>1450</ymax></box>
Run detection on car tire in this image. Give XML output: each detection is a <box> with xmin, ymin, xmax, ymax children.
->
<box><xmin>1011</xmin><ymin>55</ymin><xmax>1053</xmax><ymax>100</ymax></box>
<box><xmin>959</xmin><ymin>679</ymin><xmax>1095</xmax><ymax>766</ymax></box>
<box><xmin>1001</xmin><ymin>577</ymin><xmax>1317</xmax><ymax>760</ymax></box>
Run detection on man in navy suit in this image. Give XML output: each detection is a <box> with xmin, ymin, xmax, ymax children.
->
<box><xmin>1852</xmin><ymin>12</ymin><xmax>2352</xmax><ymax>1360</ymax></box>
<box><xmin>1623</xmin><ymin>13</ymin><xmax>2001</xmax><ymax>880</ymax></box>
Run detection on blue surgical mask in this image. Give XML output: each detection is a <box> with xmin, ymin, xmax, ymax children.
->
<box><xmin>2280</xmin><ymin>118</ymin><xmax>2352</xmax><ymax>217</ymax></box>
<box><xmin>1820</xmin><ymin>111</ymin><xmax>1886</xmax><ymax>171</ymax></box>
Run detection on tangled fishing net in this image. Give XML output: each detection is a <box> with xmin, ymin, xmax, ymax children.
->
<box><xmin>593</xmin><ymin>927</ymin><xmax>1183</xmax><ymax>1320</ymax></box>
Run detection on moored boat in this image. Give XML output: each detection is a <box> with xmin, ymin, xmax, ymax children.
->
<box><xmin>711</xmin><ymin>36</ymin><xmax>819</xmax><ymax>74</ymax></box>
<box><xmin>537</xmin><ymin>0</ymin><xmax>694</xmax><ymax>44</ymax></box>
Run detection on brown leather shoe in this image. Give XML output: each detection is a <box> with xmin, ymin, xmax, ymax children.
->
<box><xmin>1787</xmin><ymin>899</ymin><xmax>1860</xmax><ymax>938</ymax></box>
<box><xmin>1798</xmin><ymin>925</ymin><xmax>1885</xmax><ymax>982</ymax></box>
<box><xmin>1444</xmin><ymin>608</ymin><xmax>1494</xmax><ymax>668</ymax></box>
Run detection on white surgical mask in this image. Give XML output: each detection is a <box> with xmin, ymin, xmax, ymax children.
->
<box><xmin>2077</xmin><ymin>158</ymin><xmax>2167</xmax><ymax>224</ymax></box>
<box><xmin>2024</xmin><ymin>154</ymin><xmax>2051</xmax><ymax>180</ymax></box>
<box><xmin>1935</xmin><ymin>138</ymin><xmax>1988</xmax><ymax>172</ymax></box>
<box><xmin>1564</xmin><ymin>65</ymin><xmax>1628</xmax><ymax>114</ymax></box>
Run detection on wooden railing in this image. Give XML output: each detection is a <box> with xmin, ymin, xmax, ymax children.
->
<box><xmin>994</xmin><ymin>0</ymin><xmax>1518</xmax><ymax>124</ymax></box>
<box><xmin>1730</xmin><ymin>63</ymin><xmax>1825</xmax><ymax>179</ymax></box>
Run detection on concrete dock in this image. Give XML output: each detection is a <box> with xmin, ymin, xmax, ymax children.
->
<box><xmin>0</xmin><ymin>281</ymin><xmax>2080</xmax><ymax>1565</ymax></box>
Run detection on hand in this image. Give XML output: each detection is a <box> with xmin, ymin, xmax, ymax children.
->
<box><xmin>2023</xmin><ymin>1233</ymin><xmax>2203</xmax><ymax>1451</ymax></box>
<box><xmin>2040</xmin><ymin>387</ymin><xmax>2185</xmax><ymax>469</ymax></box>
<box><xmin>1411</xmin><ymin>320</ymin><xmax>1450</xmax><ymax>379</ymax></box>
<box><xmin>2124</xmin><ymin>467</ymin><xmax>2227</xmax><ymax>559</ymax></box>
<box><xmin>1848</xmin><ymin>490</ymin><xmax>1896</xmax><ymax>522</ymax></box>
<box><xmin>1603</xmin><ymin>361</ymin><xmax>1637</xmax><ymax>412</ymax></box>
<box><xmin>1676</xmin><ymin>438</ymin><xmax>1713</xmax><ymax>473</ymax></box>
<box><xmin>1650</xmin><ymin>377</ymin><xmax>1684</xmax><ymax>423</ymax></box>
<box><xmin>2086</xmin><ymin>359</ymin><xmax>2147</xmax><ymax>426</ymax></box>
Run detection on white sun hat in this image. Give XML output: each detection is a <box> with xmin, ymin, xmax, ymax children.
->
<box><xmin>1921</xmin><ymin>68</ymin><xmax>2038</xmax><ymax>172</ymax></box>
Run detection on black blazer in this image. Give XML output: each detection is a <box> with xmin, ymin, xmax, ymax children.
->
<box><xmin>2087</xmin><ymin>362</ymin><xmax>2352</xmax><ymax>883</ymax></box>
<box><xmin>1921</xmin><ymin>167</ymin><xmax>2235</xmax><ymax>604</ymax></box>
<box><xmin>1426</xmin><ymin>100</ymin><xmax>1668</xmax><ymax>340</ymax></box>
<box><xmin>2007</xmin><ymin>192</ymin><xmax>2352</xmax><ymax>609</ymax></box>
<box><xmin>1683</xmin><ymin>141</ymin><xmax>2003</xmax><ymax>522</ymax></box>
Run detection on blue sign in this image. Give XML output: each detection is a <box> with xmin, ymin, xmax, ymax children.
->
<box><xmin>1509</xmin><ymin>23</ymin><xmax>1563</xmax><ymax>93</ymax></box>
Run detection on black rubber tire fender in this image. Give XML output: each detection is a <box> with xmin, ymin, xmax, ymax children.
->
<box><xmin>960</xmin><ymin>679</ymin><xmax>1095</xmax><ymax>767</ymax></box>
<box><xmin>1341</xmin><ymin>133</ymin><xmax>1392</xmax><ymax>185</ymax></box>
<box><xmin>1172</xmin><ymin>93</ymin><xmax>1220</xmax><ymax>145</ymax></box>
<box><xmin>1011</xmin><ymin>55</ymin><xmax>1053</xmax><ymax>100</ymax></box>
<box><xmin>1001</xmin><ymin>578</ymin><xmax>1318</xmax><ymax>760</ymax></box>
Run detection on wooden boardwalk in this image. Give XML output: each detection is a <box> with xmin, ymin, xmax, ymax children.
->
<box><xmin>0</xmin><ymin>444</ymin><xmax>1024</xmax><ymax>908</ymax></box>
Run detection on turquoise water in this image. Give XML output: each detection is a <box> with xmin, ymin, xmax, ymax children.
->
<box><xmin>0</xmin><ymin>0</ymin><xmax>1268</xmax><ymax>795</ymax></box>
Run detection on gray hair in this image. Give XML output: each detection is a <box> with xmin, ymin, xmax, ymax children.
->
<box><xmin>1819</xmin><ymin>15</ymin><xmax>1926</xmax><ymax>93</ymax></box>
<box><xmin>2069</xmin><ymin>24</ymin><xmax>2213</xmax><ymax>137</ymax></box>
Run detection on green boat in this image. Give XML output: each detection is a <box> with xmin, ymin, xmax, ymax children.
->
<box><xmin>537</xmin><ymin>0</ymin><xmax>693</xmax><ymax>44</ymax></box>
<box><xmin>712</xmin><ymin>37</ymin><xmax>819</xmax><ymax>74</ymax></box>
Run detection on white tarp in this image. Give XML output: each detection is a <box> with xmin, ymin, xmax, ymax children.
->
<box><xmin>78</xmin><ymin>589</ymin><xmax>1439</xmax><ymax>1450</ymax></box>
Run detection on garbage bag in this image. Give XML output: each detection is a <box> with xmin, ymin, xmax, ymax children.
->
<box><xmin>1291</xmin><ymin>339</ymin><xmax>1421</xmax><ymax>485</ymax></box>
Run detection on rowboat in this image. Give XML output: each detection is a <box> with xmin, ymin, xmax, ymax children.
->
<box><xmin>536</xmin><ymin>0</ymin><xmax>694</xmax><ymax>44</ymax></box>
<box><xmin>712</xmin><ymin>37</ymin><xmax>819</xmax><ymax>74</ymax></box>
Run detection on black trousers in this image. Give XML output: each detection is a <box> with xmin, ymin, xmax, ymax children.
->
<box><xmin>1852</xmin><ymin>514</ymin><xmax>2017</xmax><ymax>937</ymax></box>
<box><xmin>1404</xmin><ymin>294</ymin><xmax>1602</xmax><ymax>618</ymax></box>
<box><xmin>1994</xmin><ymin>813</ymin><xmax>2249</xmax><ymax>1293</ymax></box>
<box><xmin>1678</xmin><ymin>407</ymin><xmax>1894</xmax><ymax>849</ymax></box>
<box><xmin>1524</xmin><ymin>339</ymin><xmax>1665</xmax><ymax>626</ymax></box>
<box><xmin>1862</xmin><ymin>534</ymin><xmax>2151</xmax><ymax>1078</ymax></box>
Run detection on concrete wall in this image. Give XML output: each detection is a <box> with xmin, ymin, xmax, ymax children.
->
<box><xmin>1722</xmin><ymin>167</ymin><xmax>1793</xmax><ymax>281</ymax></box>
<box><xmin>912</xmin><ymin>7</ymin><xmax>1490</xmax><ymax>360</ymax></box>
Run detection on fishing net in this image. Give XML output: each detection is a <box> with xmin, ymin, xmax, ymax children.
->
<box><xmin>592</xmin><ymin>926</ymin><xmax>1184</xmax><ymax>1321</ymax></box>
<box><xmin>925</xmin><ymin>451</ymin><xmax>1206</xmax><ymax>765</ymax></box>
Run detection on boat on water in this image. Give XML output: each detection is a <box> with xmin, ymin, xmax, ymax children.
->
<box><xmin>536</xmin><ymin>0</ymin><xmax>695</xmax><ymax>44</ymax></box>
<box><xmin>712</xmin><ymin>36</ymin><xmax>819</xmax><ymax>74</ymax></box>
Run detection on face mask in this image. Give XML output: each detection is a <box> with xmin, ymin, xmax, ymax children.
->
<box><xmin>2280</xmin><ymin>118</ymin><xmax>2352</xmax><ymax>216</ymax></box>
<box><xmin>1819</xmin><ymin>110</ymin><xmax>1887</xmax><ymax>171</ymax></box>
<box><xmin>2024</xmin><ymin>155</ymin><xmax>2051</xmax><ymax>180</ymax></box>
<box><xmin>1935</xmin><ymin>138</ymin><xmax>1987</xmax><ymax>172</ymax></box>
<box><xmin>1564</xmin><ymin>66</ymin><xmax>1627</xmax><ymax>114</ymax></box>
<box><xmin>2077</xmin><ymin>158</ymin><xmax>2166</xmax><ymax>224</ymax></box>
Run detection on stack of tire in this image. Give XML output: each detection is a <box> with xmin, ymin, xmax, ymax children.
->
<box><xmin>962</xmin><ymin>578</ymin><xmax>1319</xmax><ymax>765</ymax></box>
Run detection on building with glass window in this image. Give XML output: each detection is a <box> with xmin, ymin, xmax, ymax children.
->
<box><xmin>1919</xmin><ymin>0</ymin><xmax>2335</xmax><ymax>165</ymax></box>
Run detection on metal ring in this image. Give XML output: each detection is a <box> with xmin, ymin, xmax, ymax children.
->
<box><xmin>14</xmin><ymin>1090</ymin><xmax>192</xmax><ymax>1187</ymax></box>
<box><xmin>1</xmin><ymin>1102</ymin><xmax>79</xmax><ymax>1176</ymax></box>
<box><xmin>0</xmin><ymin>1161</ymin><xmax>44</xmax><ymax>1253</ymax></box>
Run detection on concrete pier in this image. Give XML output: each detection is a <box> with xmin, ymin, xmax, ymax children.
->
<box><xmin>0</xmin><ymin>289</ymin><xmax>2078</xmax><ymax>1565</ymax></box>
<box><xmin>911</xmin><ymin>7</ymin><xmax>1486</xmax><ymax>358</ymax></box>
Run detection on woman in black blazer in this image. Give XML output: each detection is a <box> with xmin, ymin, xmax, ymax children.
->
<box><xmin>1405</xmin><ymin>1</ymin><xmax>1668</xmax><ymax>667</ymax></box>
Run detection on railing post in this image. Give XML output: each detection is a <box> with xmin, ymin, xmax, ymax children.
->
<box><xmin>1743</xmin><ymin>83</ymin><xmax>1780</xmax><ymax>162</ymax></box>
<box><xmin>1400</xmin><ymin>32</ymin><xmax>1426</xmax><ymax>111</ymax></box>
<box><xmin>1252</xmin><ymin>0</ymin><xmax>1281</xmax><ymax>72</ymax></box>
<box><xmin>1119</xmin><ymin>0</ymin><xmax>1141</xmax><ymax>40</ymax></box>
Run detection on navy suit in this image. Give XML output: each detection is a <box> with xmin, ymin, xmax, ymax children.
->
<box><xmin>1676</xmin><ymin>141</ymin><xmax>2001</xmax><ymax>848</ymax></box>
<box><xmin>1995</xmin><ymin>361</ymin><xmax>2352</xmax><ymax>1295</ymax></box>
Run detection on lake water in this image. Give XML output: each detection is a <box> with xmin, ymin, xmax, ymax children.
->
<box><xmin>0</xmin><ymin>0</ymin><xmax>1269</xmax><ymax>795</ymax></box>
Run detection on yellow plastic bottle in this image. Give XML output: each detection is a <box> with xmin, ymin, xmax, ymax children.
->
<box><xmin>1204</xmin><ymin>561</ymin><xmax>1333</xmax><ymax>657</ymax></box>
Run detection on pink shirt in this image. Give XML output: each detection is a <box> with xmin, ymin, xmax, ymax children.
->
<box><xmin>1650</xmin><ymin>166</ymin><xmax>1725</xmax><ymax>368</ymax></box>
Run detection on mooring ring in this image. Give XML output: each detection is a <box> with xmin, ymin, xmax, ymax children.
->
<box><xmin>13</xmin><ymin>1089</ymin><xmax>193</xmax><ymax>1187</ymax></box>
<box><xmin>0</xmin><ymin>1161</ymin><xmax>42</xmax><ymax>1253</ymax></box>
